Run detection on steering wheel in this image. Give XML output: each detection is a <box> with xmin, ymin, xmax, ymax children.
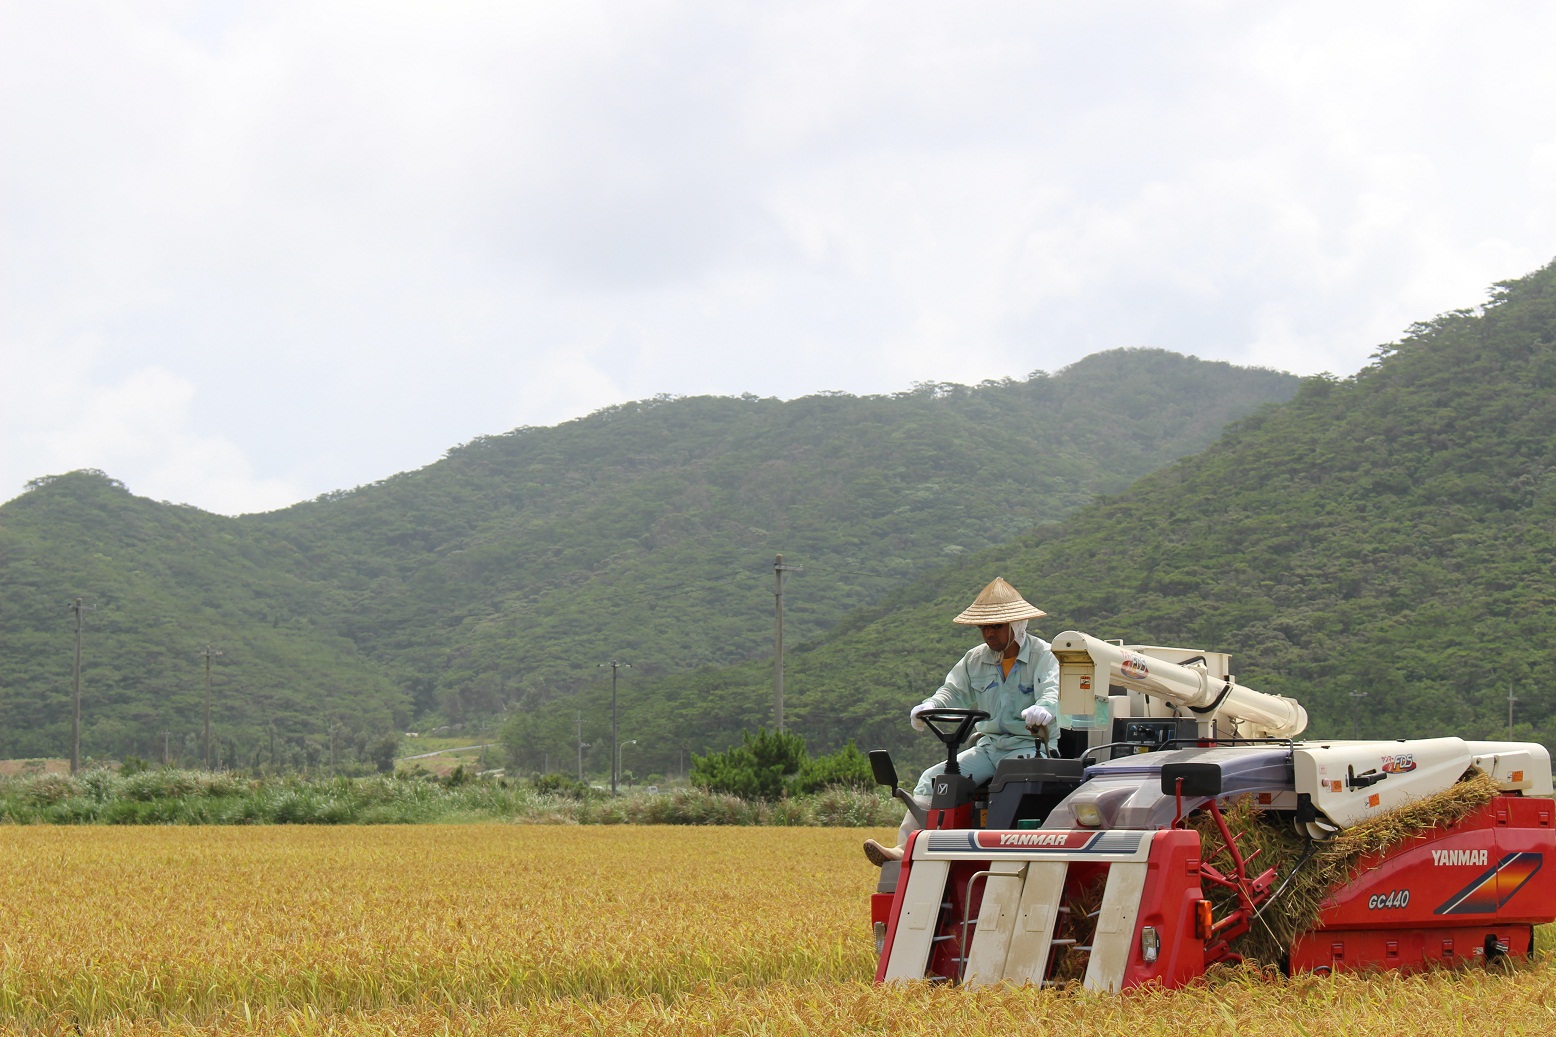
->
<box><xmin>916</xmin><ymin>708</ymin><xmax>990</xmax><ymax>776</ymax></box>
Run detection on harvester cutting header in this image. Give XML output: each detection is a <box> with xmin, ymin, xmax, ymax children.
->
<box><xmin>866</xmin><ymin>578</ymin><xmax>1555</xmax><ymax>992</ymax></box>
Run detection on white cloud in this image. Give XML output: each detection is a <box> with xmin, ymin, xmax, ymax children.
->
<box><xmin>4</xmin><ymin>1</ymin><xmax>1556</xmax><ymax>513</ymax></box>
<box><xmin>0</xmin><ymin>334</ymin><xmax>300</xmax><ymax>512</ymax></box>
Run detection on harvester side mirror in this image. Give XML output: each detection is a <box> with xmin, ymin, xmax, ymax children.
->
<box><xmin>869</xmin><ymin>749</ymin><xmax>899</xmax><ymax>790</ymax></box>
<box><xmin>1160</xmin><ymin>762</ymin><xmax>1223</xmax><ymax>798</ymax></box>
<box><xmin>870</xmin><ymin>748</ymin><xmax>928</xmax><ymax>828</ymax></box>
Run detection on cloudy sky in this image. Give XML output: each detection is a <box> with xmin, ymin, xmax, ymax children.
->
<box><xmin>4</xmin><ymin>1</ymin><xmax>1556</xmax><ymax>515</ymax></box>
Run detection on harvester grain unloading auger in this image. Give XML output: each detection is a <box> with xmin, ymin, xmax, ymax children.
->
<box><xmin>868</xmin><ymin>630</ymin><xmax>1556</xmax><ymax>990</ymax></box>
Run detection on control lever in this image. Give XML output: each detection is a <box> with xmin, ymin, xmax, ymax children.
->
<box><xmin>1346</xmin><ymin>765</ymin><xmax>1386</xmax><ymax>790</ymax></box>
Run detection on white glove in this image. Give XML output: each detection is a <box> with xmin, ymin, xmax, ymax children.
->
<box><xmin>1021</xmin><ymin>704</ymin><xmax>1054</xmax><ymax>731</ymax></box>
<box><xmin>910</xmin><ymin>701</ymin><xmax>935</xmax><ymax>732</ymax></box>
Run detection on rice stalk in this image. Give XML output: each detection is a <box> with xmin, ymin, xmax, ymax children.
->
<box><xmin>1190</xmin><ymin>769</ymin><xmax>1504</xmax><ymax>965</ymax></box>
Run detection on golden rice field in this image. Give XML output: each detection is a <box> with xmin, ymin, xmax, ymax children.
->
<box><xmin>1</xmin><ymin>825</ymin><xmax>1555</xmax><ymax>1036</ymax></box>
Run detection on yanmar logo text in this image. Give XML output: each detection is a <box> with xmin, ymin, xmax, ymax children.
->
<box><xmin>1432</xmin><ymin>849</ymin><xmax>1489</xmax><ymax>867</ymax></box>
<box><xmin>1381</xmin><ymin>753</ymin><xmax>1417</xmax><ymax>773</ymax></box>
<box><xmin>995</xmin><ymin>832</ymin><xmax>1071</xmax><ymax>847</ymax></box>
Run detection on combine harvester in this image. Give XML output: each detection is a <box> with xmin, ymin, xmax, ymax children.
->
<box><xmin>870</xmin><ymin>630</ymin><xmax>1555</xmax><ymax>990</ymax></box>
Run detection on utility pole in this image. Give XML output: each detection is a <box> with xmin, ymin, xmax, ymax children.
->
<box><xmin>1509</xmin><ymin>683</ymin><xmax>1518</xmax><ymax>740</ymax></box>
<box><xmin>70</xmin><ymin>597</ymin><xmax>87</xmax><ymax>775</ymax></box>
<box><xmin>201</xmin><ymin>644</ymin><xmax>222</xmax><ymax>770</ymax></box>
<box><xmin>162</xmin><ymin>730</ymin><xmax>170</xmax><ymax>767</ymax></box>
<box><xmin>1348</xmin><ymin>689</ymin><xmax>1368</xmax><ymax>740</ymax></box>
<box><xmin>576</xmin><ymin>711</ymin><xmax>589</xmax><ymax>783</ymax></box>
<box><xmin>599</xmin><ymin>662</ymin><xmax>629</xmax><ymax>794</ymax></box>
<box><xmin>773</xmin><ymin>555</ymin><xmax>801</xmax><ymax>733</ymax></box>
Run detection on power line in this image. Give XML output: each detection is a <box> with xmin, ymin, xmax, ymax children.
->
<box><xmin>621</xmin><ymin>560</ymin><xmax>900</xmax><ymax>602</ymax></box>
<box><xmin>796</xmin><ymin>563</ymin><xmax>902</xmax><ymax>579</ymax></box>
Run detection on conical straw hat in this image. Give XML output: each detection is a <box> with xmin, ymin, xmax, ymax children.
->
<box><xmin>952</xmin><ymin>577</ymin><xmax>1047</xmax><ymax>625</ymax></box>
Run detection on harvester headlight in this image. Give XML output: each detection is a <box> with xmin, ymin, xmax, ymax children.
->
<box><xmin>1072</xmin><ymin>802</ymin><xmax>1103</xmax><ymax>828</ymax></box>
<box><xmin>1140</xmin><ymin>926</ymin><xmax>1160</xmax><ymax>963</ymax></box>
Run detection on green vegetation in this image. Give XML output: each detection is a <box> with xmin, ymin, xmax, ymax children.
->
<box><xmin>687</xmin><ymin>728</ymin><xmax>873</xmax><ymax>800</ymax></box>
<box><xmin>0</xmin><ymin>768</ymin><xmax>900</xmax><ymax>826</ymax></box>
<box><xmin>0</xmin><ymin>476</ymin><xmax>406</xmax><ymax>769</ymax></box>
<box><xmin>0</xmin><ymin>349</ymin><xmax>1295</xmax><ymax>769</ymax></box>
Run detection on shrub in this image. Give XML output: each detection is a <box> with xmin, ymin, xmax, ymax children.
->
<box><xmin>24</xmin><ymin>773</ymin><xmax>81</xmax><ymax>807</ymax></box>
<box><xmin>693</xmin><ymin>731</ymin><xmax>878</xmax><ymax>800</ymax></box>
<box><xmin>791</xmin><ymin>741</ymin><xmax>874</xmax><ymax>794</ymax></box>
<box><xmin>0</xmin><ymin>767</ymin><xmax>897</xmax><ymax>827</ymax></box>
<box><xmin>690</xmin><ymin>729</ymin><xmax>808</xmax><ymax>800</ymax></box>
<box><xmin>812</xmin><ymin>786</ymin><xmax>901</xmax><ymax>827</ymax></box>
<box><xmin>527</xmin><ymin>773</ymin><xmax>600</xmax><ymax>800</ymax></box>
<box><xmin>367</xmin><ymin>735</ymin><xmax>400</xmax><ymax>774</ymax></box>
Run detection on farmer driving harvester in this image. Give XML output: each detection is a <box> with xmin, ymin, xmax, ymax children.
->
<box><xmin>863</xmin><ymin>577</ymin><xmax>1059</xmax><ymax>866</ymax></box>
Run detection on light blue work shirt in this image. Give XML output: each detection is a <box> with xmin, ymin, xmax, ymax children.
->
<box><xmin>913</xmin><ymin>633</ymin><xmax>1060</xmax><ymax>796</ymax></box>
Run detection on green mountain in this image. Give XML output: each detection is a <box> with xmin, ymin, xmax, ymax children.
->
<box><xmin>522</xmin><ymin>258</ymin><xmax>1556</xmax><ymax>783</ymax></box>
<box><xmin>0</xmin><ymin>349</ymin><xmax>1297</xmax><ymax>766</ymax></box>
<box><xmin>0</xmin><ymin>478</ymin><xmax>404</xmax><ymax>767</ymax></box>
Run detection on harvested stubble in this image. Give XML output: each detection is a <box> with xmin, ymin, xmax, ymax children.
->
<box><xmin>1</xmin><ymin>824</ymin><xmax>1552</xmax><ymax>1036</ymax></box>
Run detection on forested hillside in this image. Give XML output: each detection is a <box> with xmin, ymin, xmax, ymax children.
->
<box><xmin>509</xmin><ymin>259</ymin><xmax>1556</xmax><ymax>783</ymax></box>
<box><xmin>0</xmin><ymin>478</ymin><xmax>404</xmax><ymax>767</ymax></box>
<box><xmin>0</xmin><ymin>349</ymin><xmax>1295</xmax><ymax>764</ymax></box>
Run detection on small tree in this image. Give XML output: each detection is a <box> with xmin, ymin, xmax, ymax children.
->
<box><xmin>691</xmin><ymin>731</ymin><xmax>875</xmax><ymax>799</ymax></box>
<box><xmin>691</xmin><ymin>728</ymin><xmax>808</xmax><ymax>800</ymax></box>
<box><xmin>528</xmin><ymin>773</ymin><xmax>599</xmax><ymax>800</ymax></box>
<box><xmin>368</xmin><ymin>734</ymin><xmax>400</xmax><ymax>774</ymax></box>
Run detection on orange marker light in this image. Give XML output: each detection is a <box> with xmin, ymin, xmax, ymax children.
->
<box><xmin>1195</xmin><ymin>899</ymin><xmax>1214</xmax><ymax>941</ymax></box>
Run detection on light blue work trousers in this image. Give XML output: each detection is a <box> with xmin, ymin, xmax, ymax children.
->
<box><xmin>912</xmin><ymin>738</ymin><xmax>1040</xmax><ymax>796</ymax></box>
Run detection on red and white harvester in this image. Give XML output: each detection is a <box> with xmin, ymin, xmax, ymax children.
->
<box><xmin>869</xmin><ymin>630</ymin><xmax>1556</xmax><ymax>990</ymax></box>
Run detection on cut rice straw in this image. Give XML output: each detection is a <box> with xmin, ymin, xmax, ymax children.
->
<box><xmin>1190</xmin><ymin>769</ymin><xmax>1503</xmax><ymax>965</ymax></box>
